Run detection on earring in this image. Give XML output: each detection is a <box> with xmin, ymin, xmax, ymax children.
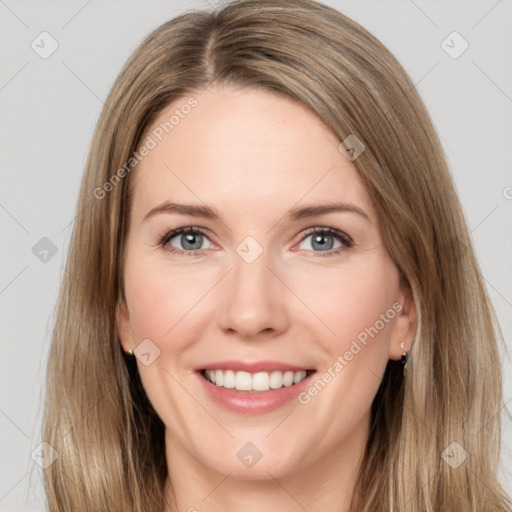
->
<box><xmin>125</xmin><ymin>348</ymin><xmax>134</xmax><ymax>356</ymax></box>
<box><xmin>400</xmin><ymin>342</ymin><xmax>408</xmax><ymax>371</ymax></box>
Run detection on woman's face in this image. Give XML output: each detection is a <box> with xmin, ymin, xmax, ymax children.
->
<box><xmin>118</xmin><ymin>85</ymin><xmax>416</xmax><ymax>481</ymax></box>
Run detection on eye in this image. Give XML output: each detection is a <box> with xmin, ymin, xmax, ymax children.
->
<box><xmin>159</xmin><ymin>227</ymin><xmax>214</xmax><ymax>256</ymax></box>
<box><xmin>296</xmin><ymin>227</ymin><xmax>353</xmax><ymax>257</ymax></box>
<box><xmin>158</xmin><ymin>226</ymin><xmax>353</xmax><ymax>258</ymax></box>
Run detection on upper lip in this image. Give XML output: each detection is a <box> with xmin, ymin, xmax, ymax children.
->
<box><xmin>194</xmin><ymin>360</ymin><xmax>315</xmax><ymax>373</ymax></box>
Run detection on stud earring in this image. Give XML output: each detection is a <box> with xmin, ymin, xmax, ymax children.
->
<box><xmin>400</xmin><ymin>342</ymin><xmax>408</xmax><ymax>372</ymax></box>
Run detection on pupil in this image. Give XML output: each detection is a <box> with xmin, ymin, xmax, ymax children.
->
<box><xmin>312</xmin><ymin>234</ymin><xmax>333</xmax><ymax>251</ymax></box>
<box><xmin>182</xmin><ymin>233</ymin><xmax>202</xmax><ymax>250</ymax></box>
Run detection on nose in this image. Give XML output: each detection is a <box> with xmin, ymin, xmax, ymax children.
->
<box><xmin>217</xmin><ymin>247</ymin><xmax>290</xmax><ymax>340</ymax></box>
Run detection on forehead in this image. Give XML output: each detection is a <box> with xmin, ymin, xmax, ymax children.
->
<box><xmin>130</xmin><ymin>85</ymin><xmax>375</xmax><ymax>224</ymax></box>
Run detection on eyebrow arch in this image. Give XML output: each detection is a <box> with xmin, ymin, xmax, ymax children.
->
<box><xmin>143</xmin><ymin>202</ymin><xmax>221</xmax><ymax>222</ymax></box>
<box><xmin>287</xmin><ymin>202</ymin><xmax>371</xmax><ymax>223</ymax></box>
<box><xmin>143</xmin><ymin>201</ymin><xmax>371</xmax><ymax>223</ymax></box>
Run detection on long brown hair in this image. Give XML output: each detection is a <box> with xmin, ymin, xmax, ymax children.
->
<box><xmin>41</xmin><ymin>1</ymin><xmax>511</xmax><ymax>510</ymax></box>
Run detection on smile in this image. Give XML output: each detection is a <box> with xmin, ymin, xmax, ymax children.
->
<box><xmin>196</xmin><ymin>367</ymin><xmax>317</xmax><ymax>414</ymax></box>
<box><xmin>200</xmin><ymin>369</ymin><xmax>315</xmax><ymax>392</ymax></box>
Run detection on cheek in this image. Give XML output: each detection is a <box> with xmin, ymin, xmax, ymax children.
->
<box><xmin>123</xmin><ymin>253</ymin><xmax>214</xmax><ymax>431</ymax></box>
<box><xmin>290</xmin><ymin>254</ymin><xmax>400</xmax><ymax>354</ymax></box>
<box><xmin>123</xmin><ymin>251</ymin><xmax>217</xmax><ymax>343</ymax></box>
<box><xmin>124</xmin><ymin>245</ymin><xmax>400</xmax><ymax>356</ymax></box>
<box><xmin>295</xmin><ymin>259</ymin><xmax>399</xmax><ymax>419</ymax></box>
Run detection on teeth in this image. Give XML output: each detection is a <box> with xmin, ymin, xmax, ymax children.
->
<box><xmin>203</xmin><ymin>369</ymin><xmax>309</xmax><ymax>391</ymax></box>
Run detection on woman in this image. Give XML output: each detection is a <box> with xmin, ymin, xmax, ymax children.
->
<box><xmin>41</xmin><ymin>0</ymin><xmax>511</xmax><ymax>510</ymax></box>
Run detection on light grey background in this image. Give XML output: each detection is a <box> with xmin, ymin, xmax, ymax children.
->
<box><xmin>1</xmin><ymin>0</ymin><xmax>511</xmax><ymax>510</ymax></box>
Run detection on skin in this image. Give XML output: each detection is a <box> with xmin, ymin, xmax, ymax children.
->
<box><xmin>118</xmin><ymin>84</ymin><xmax>417</xmax><ymax>512</ymax></box>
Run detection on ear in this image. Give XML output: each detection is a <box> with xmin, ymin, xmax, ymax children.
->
<box><xmin>388</xmin><ymin>280</ymin><xmax>417</xmax><ymax>360</ymax></box>
<box><xmin>117</xmin><ymin>299</ymin><xmax>134</xmax><ymax>354</ymax></box>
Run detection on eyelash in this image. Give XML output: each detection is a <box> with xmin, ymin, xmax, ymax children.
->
<box><xmin>157</xmin><ymin>226</ymin><xmax>354</xmax><ymax>258</ymax></box>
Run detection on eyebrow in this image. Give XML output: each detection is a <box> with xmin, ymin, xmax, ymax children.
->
<box><xmin>143</xmin><ymin>201</ymin><xmax>371</xmax><ymax>223</ymax></box>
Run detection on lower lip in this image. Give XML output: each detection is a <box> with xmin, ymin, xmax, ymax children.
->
<box><xmin>195</xmin><ymin>371</ymin><xmax>316</xmax><ymax>414</ymax></box>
